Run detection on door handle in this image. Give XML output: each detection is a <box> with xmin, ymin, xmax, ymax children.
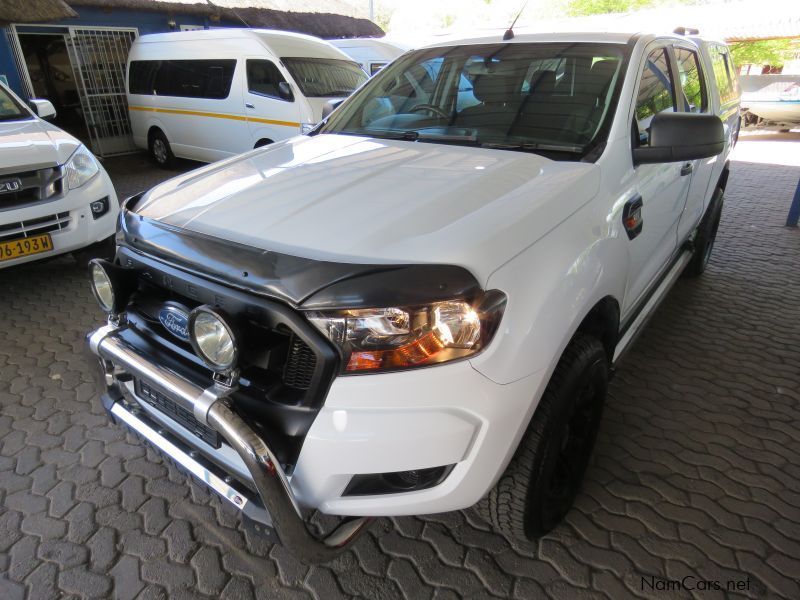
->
<box><xmin>622</xmin><ymin>194</ymin><xmax>644</xmax><ymax>240</ymax></box>
<box><xmin>245</xmin><ymin>102</ymin><xmax>255</xmax><ymax>109</ymax></box>
<box><xmin>680</xmin><ymin>162</ymin><xmax>693</xmax><ymax>176</ymax></box>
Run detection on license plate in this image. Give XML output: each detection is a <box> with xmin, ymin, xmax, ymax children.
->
<box><xmin>0</xmin><ymin>233</ymin><xmax>53</xmax><ymax>262</ymax></box>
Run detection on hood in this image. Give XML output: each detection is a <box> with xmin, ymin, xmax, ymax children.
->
<box><xmin>304</xmin><ymin>97</ymin><xmax>344</xmax><ymax>123</ymax></box>
<box><xmin>0</xmin><ymin>118</ymin><xmax>81</xmax><ymax>175</ymax></box>
<box><xmin>136</xmin><ymin>134</ymin><xmax>601</xmax><ymax>283</ymax></box>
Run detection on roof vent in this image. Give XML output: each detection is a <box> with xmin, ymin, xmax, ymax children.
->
<box><xmin>674</xmin><ymin>27</ymin><xmax>700</xmax><ymax>36</ymax></box>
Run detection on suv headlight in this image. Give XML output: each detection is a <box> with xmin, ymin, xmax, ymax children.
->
<box><xmin>307</xmin><ymin>291</ymin><xmax>506</xmax><ymax>373</ymax></box>
<box><xmin>65</xmin><ymin>145</ymin><xmax>100</xmax><ymax>189</ymax></box>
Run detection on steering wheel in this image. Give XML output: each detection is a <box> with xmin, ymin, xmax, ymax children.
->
<box><xmin>409</xmin><ymin>104</ymin><xmax>450</xmax><ymax>119</ymax></box>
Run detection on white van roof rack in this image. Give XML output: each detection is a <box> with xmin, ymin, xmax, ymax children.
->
<box><xmin>673</xmin><ymin>26</ymin><xmax>700</xmax><ymax>36</ymax></box>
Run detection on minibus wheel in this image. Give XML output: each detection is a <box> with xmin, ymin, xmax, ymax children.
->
<box><xmin>149</xmin><ymin>129</ymin><xmax>175</xmax><ymax>168</ymax></box>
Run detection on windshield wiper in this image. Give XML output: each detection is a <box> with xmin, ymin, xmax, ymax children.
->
<box><xmin>480</xmin><ymin>142</ymin><xmax>584</xmax><ymax>154</ymax></box>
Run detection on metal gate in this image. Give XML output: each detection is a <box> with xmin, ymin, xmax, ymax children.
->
<box><xmin>66</xmin><ymin>27</ymin><xmax>138</xmax><ymax>157</ymax></box>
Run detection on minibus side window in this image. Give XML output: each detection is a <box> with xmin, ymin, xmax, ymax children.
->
<box><xmin>246</xmin><ymin>60</ymin><xmax>289</xmax><ymax>100</ymax></box>
<box><xmin>151</xmin><ymin>59</ymin><xmax>236</xmax><ymax>99</ymax></box>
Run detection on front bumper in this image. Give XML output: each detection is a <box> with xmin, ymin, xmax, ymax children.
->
<box><xmin>88</xmin><ymin>322</ymin><xmax>371</xmax><ymax>563</ymax></box>
<box><xmin>0</xmin><ymin>169</ymin><xmax>118</xmax><ymax>269</ymax></box>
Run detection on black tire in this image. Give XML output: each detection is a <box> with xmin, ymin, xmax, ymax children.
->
<box><xmin>683</xmin><ymin>187</ymin><xmax>723</xmax><ymax>278</ymax></box>
<box><xmin>149</xmin><ymin>129</ymin><xmax>174</xmax><ymax>168</ymax></box>
<box><xmin>477</xmin><ymin>334</ymin><xmax>608</xmax><ymax>540</ymax></box>
<box><xmin>72</xmin><ymin>235</ymin><xmax>115</xmax><ymax>268</ymax></box>
<box><xmin>254</xmin><ymin>138</ymin><xmax>274</xmax><ymax>148</ymax></box>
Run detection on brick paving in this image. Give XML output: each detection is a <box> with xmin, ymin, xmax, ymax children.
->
<box><xmin>1</xmin><ymin>146</ymin><xmax>799</xmax><ymax>599</ymax></box>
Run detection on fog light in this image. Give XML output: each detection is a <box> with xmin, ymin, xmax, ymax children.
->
<box><xmin>89</xmin><ymin>260</ymin><xmax>115</xmax><ymax>312</ymax></box>
<box><xmin>188</xmin><ymin>306</ymin><xmax>238</xmax><ymax>372</ymax></box>
<box><xmin>90</xmin><ymin>197</ymin><xmax>109</xmax><ymax>219</ymax></box>
<box><xmin>87</xmin><ymin>259</ymin><xmax>136</xmax><ymax>314</ymax></box>
<box><xmin>343</xmin><ymin>465</ymin><xmax>455</xmax><ymax>496</ymax></box>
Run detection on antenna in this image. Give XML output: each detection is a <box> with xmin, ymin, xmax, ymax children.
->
<box><xmin>206</xmin><ymin>0</ymin><xmax>250</xmax><ymax>28</ymax></box>
<box><xmin>503</xmin><ymin>0</ymin><xmax>529</xmax><ymax>41</ymax></box>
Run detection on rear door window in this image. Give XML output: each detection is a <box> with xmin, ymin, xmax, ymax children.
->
<box><xmin>674</xmin><ymin>47</ymin><xmax>706</xmax><ymax>113</ymax></box>
<box><xmin>710</xmin><ymin>45</ymin><xmax>739</xmax><ymax>105</ymax></box>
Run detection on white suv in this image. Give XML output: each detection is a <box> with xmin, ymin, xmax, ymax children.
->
<box><xmin>0</xmin><ymin>82</ymin><xmax>118</xmax><ymax>268</ymax></box>
<box><xmin>86</xmin><ymin>30</ymin><xmax>740</xmax><ymax>561</ymax></box>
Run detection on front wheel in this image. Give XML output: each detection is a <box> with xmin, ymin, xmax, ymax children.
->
<box><xmin>477</xmin><ymin>334</ymin><xmax>608</xmax><ymax>540</ymax></box>
<box><xmin>149</xmin><ymin>129</ymin><xmax>174</xmax><ymax>169</ymax></box>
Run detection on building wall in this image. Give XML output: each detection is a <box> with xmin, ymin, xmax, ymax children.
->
<box><xmin>0</xmin><ymin>5</ymin><xmax>241</xmax><ymax>98</ymax></box>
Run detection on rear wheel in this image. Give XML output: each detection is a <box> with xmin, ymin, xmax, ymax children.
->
<box><xmin>149</xmin><ymin>129</ymin><xmax>174</xmax><ymax>168</ymax></box>
<box><xmin>683</xmin><ymin>187</ymin><xmax>723</xmax><ymax>278</ymax></box>
<box><xmin>477</xmin><ymin>334</ymin><xmax>608</xmax><ymax>540</ymax></box>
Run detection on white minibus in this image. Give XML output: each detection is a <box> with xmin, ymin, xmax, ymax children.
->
<box><xmin>329</xmin><ymin>38</ymin><xmax>409</xmax><ymax>75</ymax></box>
<box><xmin>126</xmin><ymin>29</ymin><xmax>368</xmax><ymax>166</ymax></box>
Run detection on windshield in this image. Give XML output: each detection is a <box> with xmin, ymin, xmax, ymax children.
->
<box><xmin>281</xmin><ymin>57</ymin><xmax>368</xmax><ymax>97</ymax></box>
<box><xmin>320</xmin><ymin>42</ymin><xmax>627</xmax><ymax>159</ymax></box>
<box><xmin>0</xmin><ymin>86</ymin><xmax>31</xmax><ymax>122</ymax></box>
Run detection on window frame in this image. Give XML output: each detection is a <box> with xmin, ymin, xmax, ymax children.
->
<box><xmin>670</xmin><ymin>44</ymin><xmax>708</xmax><ymax>114</ymax></box>
<box><xmin>129</xmin><ymin>59</ymin><xmax>237</xmax><ymax>100</ymax></box>
<box><xmin>630</xmin><ymin>43</ymin><xmax>680</xmax><ymax>149</ymax></box>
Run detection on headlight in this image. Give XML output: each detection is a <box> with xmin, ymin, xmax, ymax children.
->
<box><xmin>65</xmin><ymin>145</ymin><xmax>100</xmax><ymax>189</ymax></box>
<box><xmin>189</xmin><ymin>306</ymin><xmax>238</xmax><ymax>372</ymax></box>
<box><xmin>90</xmin><ymin>261</ymin><xmax>115</xmax><ymax>312</ymax></box>
<box><xmin>307</xmin><ymin>291</ymin><xmax>506</xmax><ymax>373</ymax></box>
<box><xmin>88</xmin><ymin>259</ymin><xmax>136</xmax><ymax>314</ymax></box>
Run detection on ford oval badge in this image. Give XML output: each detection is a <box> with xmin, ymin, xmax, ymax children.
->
<box><xmin>159</xmin><ymin>305</ymin><xmax>190</xmax><ymax>341</ymax></box>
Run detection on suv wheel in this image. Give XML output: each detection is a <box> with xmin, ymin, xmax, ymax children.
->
<box><xmin>149</xmin><ymin>130</ymin><xmax>174</xmax><ymax>168</ymax></box>
<box><xmin>477</xmin><ymin>334</ymin><xmax>608</xmax><ymax>540</ymax></box>
<box><xmin>683</xmin><ymin>187</ymin><xmax>723</xmax><ymax>278</ymax></box>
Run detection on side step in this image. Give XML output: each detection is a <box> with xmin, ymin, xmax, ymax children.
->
<box><xmin>612</xmin><ymin>249</ymin><xmax>693</xmax><ymax>364</ymax></box>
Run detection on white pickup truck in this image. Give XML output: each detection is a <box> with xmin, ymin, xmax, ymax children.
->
<box><xmin>86</xmin><ymin>29</ymin><xmax>740</xmax><ymax>561</ymax></box>
<box><xmin>0</xmin><ymin>81</ymin><xmax>117</xmax><ymax>268</ymax></box>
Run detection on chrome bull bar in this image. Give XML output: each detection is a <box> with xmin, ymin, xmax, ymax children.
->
<box><xmin>87</xmin><ymin>324</ymin><xmax>371</xmax><ymax>563</ymax></box>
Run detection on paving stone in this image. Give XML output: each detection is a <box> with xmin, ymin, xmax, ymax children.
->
<box><xmin>1</xmin><ymin>153</ymin><xmax>798</xmax><ymax>598</ymax></box>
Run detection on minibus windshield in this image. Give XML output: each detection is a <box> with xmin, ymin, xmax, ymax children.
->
<box><xmin>282</xmin><ymin>57</ymin><xmax>368</xmax><ymax>97</ymax></box>
<box><xmin>319</xmin><ymin>42</ymin><xmax>629</xmax><ymax>160</ymax></box>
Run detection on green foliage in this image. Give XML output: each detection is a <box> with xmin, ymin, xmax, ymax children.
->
<box><xmin>728</xmin><ymin>39</ymin><xmax>796</xmax><ymax>67</ymax></box>
<box><xmin>565</xmin><ymin>0</ymin><xmax>658</xmax><ymax>16</ymax></box>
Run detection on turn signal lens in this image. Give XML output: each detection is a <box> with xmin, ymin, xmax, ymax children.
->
<box><xmin>307</xmin><ymin>292</ymin><xmax>506</xmax><ymax>373</ymax></box>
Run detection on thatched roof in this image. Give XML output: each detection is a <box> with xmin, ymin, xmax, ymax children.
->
<box><xmin>0</xmin><ymin>0</ymin><xmax>77</xmax><ymax>25</ymax></box>
<box><xmin>67</xmin><ymin>0</ymin><xmax>383</xmax><ymax>38</ymax></box>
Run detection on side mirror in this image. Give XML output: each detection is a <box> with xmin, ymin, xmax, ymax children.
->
<box><xmin>321</xmin><ymin>98</ymin><xmax>345</xmax><ymax>120</ymax></box>
<box><xmin>633</xmin><ymin>112</ymin><xmax>724</xmax><ymax>164</ymax></box>
<box><xmin>30</xmin><ymin>99</ymin><xmax>57</xmax><ymax>121</ymax></box>
<box><xmin>278</xmin><ymin>81</ymin><xmax>294</xmax><ymax>102</ymax></box>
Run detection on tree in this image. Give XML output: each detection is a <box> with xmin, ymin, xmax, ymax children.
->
<box><xmin>564</xmin><ymin>0</ymin><xmax>659</xmax><ymax>16</ymax></box>
<box><xmin>728</xmin><ymin>39</ymin><xmax>796</xmax><ymax>68</ymax></box>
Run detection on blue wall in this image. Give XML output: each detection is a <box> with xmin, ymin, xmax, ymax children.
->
<box><xmin>0</xmin><ymin>5</ymin><xmax>241</xmax><ymax>98</ymax></box>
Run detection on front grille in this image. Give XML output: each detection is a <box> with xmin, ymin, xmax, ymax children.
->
<box><xmin>0</xmin><ymin>167</ymin><xmax>63</xmax><ymax>211</ymax></box>
<box><xmin>283</xmin><ymin>335</ymin><xmax>317</xmax><ymax>390</ymax></box>
<box><xmin>137</xmin><ymin>379</ymin><xmax>221</xmax><ymax>448</ymax></box>
<box><xmin>0</xmin><ymin>211</ymin><xmax>71</xmax><ymax>242</ymax></box>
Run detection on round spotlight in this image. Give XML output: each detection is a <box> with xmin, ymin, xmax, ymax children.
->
<box><xmin>89</xmin><ymin>260</ymin><xmax>115</xmax><ymax>313</ymax></box>
<box><xmin>189</xmin><ymin>307</ymin><xmax>238</xmax><ymax>372</ymax></box>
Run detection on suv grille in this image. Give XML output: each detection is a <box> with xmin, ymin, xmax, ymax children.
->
<box><xmin>0</xmin><ymin>211</ymin><xmax>70</xmax><ymax>242</ymax></box>
<box><xmin>283</xmin><ymin>335</ymin><xmax>317</xmax><ymax>390</ymax></box>
<box><xmin>0</xmin><ymin>167</ymin><xmax>63</xmax><ymax>211</ymax></box>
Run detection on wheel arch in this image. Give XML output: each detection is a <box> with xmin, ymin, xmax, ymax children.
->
<box><xmin>717</xmin><ymin>160</ymin><xmax>731</xmax><ymax>193</ymax></box>
<box><xmin>573</xmin><ymin>296</ymin><xmax>620</xmax><ymax>363</ymax></box>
